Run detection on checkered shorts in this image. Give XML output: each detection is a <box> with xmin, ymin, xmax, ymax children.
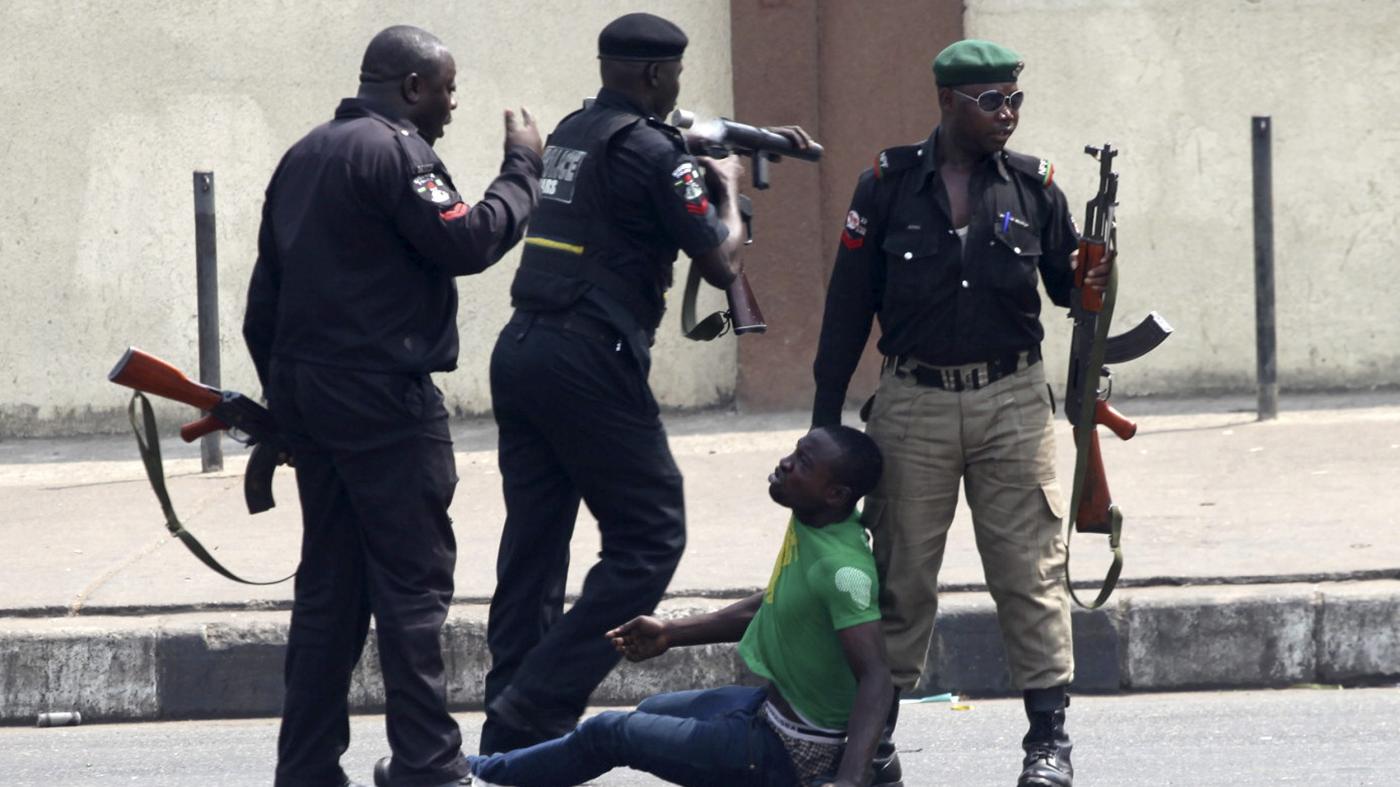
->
<box><xmin>761</xmin><ymin>701</ymin><xmax>845</xmax><ymax>784</ymax></box>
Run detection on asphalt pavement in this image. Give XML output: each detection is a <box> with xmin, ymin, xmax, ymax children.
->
<box><xmin>3</xmin><ymin>687</ymin><xmax>1397</xmax><ymax>785</ymax></box>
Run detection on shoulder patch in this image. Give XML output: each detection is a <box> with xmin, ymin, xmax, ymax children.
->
<box><xmin>671</xmin><ymin>160</ymin><xmax>710</xmax><ymax>215</ymax></box>
<box><xmin>411</xmin><ymin>173</ymin><xmax>458</xmax><ymax>206</ymax></box>
<box><xmin>873</xmin><ymin>143</ymin><xmax>922</xmax><ymax>180</ymax></box>
<box><xmin>1003</xmin><ymin>150</ymin><xmax>1055</xmax><ymax>188</ymax></box>
<box><xmin>841</xmin><ymin>208</ymin><xmax>868</xmax><ymax>250</ymax></box>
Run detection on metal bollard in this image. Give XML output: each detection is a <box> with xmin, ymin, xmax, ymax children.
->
<box><xmin>194</xmin><ymin>171</ymin><xmax>224</xmax><ymax>470</ymax></box>
<box><xmin>1251</xmin><ymin>117</ymin><xmax>1278</xmax><ymax>421</ymax></box>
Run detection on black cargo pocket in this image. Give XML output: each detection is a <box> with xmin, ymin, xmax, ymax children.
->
<box><xmin>983</xmin><ymin>221</ymin><xmax>1041</xmax><ymax>289</ymax></box>
<box><xmin>881</xmin><ymin>229</ymin><xmax>945</xmax><ymax>306</ymax></box>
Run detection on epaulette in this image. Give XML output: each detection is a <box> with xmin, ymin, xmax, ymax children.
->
<box><xmin>872</xmin><ymin>143</ymin><xmax>922</xmax><ymax>180</ymax></box>
<box><xmin>1003</xmin><ymin>149</ymin><xmax>1056</xmax><ymax>187</ymax></box>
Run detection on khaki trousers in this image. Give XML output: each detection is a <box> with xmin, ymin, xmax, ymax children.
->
<box><xmin>863</xmin><ymin>359</ymin><xmax>1073</xmax><ymax>691</ymax></box>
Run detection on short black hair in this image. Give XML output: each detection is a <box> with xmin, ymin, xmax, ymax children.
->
<box><xmin>817</xmin><ymin>425</ymin><xmax>884</xmax><ymax>504</ymax></box>
<box><xmin>360</xmin><ymin>25</ymin><xmax>449</xmax><ymax>84</ymax></box>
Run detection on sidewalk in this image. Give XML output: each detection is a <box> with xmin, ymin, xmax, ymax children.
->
<box><xmin>2</xmin><ymin>391</ymin><xmax>1398</xmax><ymax>722</ymax></box>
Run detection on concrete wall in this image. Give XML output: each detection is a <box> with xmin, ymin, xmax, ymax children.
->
<box><xmin>6</xmin><ymin>0</ymin><xmax>1394</xmax><ymax>435</ymax></box>
<box><xmin>0</xmin><ymin>0</ymin><xmax>735</xmax><ymax>437</ymax></box>
<box><xmin>966</xmin><ymin>0</ymin><xmax>1400</xmax><ymax>395</ymax></box>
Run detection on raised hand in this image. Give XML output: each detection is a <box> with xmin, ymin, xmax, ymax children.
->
<box><xmin>504</xmin><ymin>107</ymin><xmax>543</xmax><ymax>157</ymax></box>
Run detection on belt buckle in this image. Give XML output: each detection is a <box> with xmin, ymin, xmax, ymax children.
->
<box><xmin>941</xmin><ymin>368</ymin><xmax>959</xmax><ymax>391</ymax></box>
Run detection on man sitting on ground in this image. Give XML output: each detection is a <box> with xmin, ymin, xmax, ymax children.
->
<box><xmin>458</xmin><ymin>425</ymin><xmax>892</xmax><ymax>787</ymax></box>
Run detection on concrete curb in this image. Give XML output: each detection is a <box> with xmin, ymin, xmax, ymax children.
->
<box><xmin>3</xmin><ymin>582</ymin><xmax>1399</xmax><ymax>725</ymax></box>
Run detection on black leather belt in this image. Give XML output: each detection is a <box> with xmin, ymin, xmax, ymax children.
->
<box><xmin>892</xmin><ymin>347</ymin><xmax>1042</xmax><ymax>392</ymax></box>
<box><xmin>516</xmin><ymin>309</ymin><xmax>622</xmax><ymax>347</ymax></box>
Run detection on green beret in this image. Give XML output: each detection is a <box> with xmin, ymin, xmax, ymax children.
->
<box><xmin>932</xmin><ymin>39</ymin><xmax>1024</xmax><ymax>86</ymax></box>
<box><xmin>598</xmin><ymin>13</ymin><xmax>688</xmax><ymax>62</ymax></box>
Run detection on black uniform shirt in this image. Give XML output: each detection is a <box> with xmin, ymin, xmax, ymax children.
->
<box><xmin>243</xmin><ymin>98</ymin><xmax>542</xmax><ymax>386</ymax></box>
<box><xmin>811</xmin><ymin>130</ymin><xmax>1079</xmax><ymax>425</ymax></box>
<box><xmin>577</xmin><ymin>88</ymin><xmax>730</xmax><ymax>323</ymax></box>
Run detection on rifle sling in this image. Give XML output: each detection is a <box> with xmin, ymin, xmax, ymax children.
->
<box><xmin>679</xmin><ymin>261</ymin><xmax>730</xmax><ymax>341</ymax></box>
<box><xmin>1064</xmin><ymin>263</ymin><xmax>1124</xmax><ymax>610</ymax></box>
<box><xmin>1064</xmin><ymin>505</ymin><xmax>1123</xmax><ymax>610</ymax></box>
<box><xmin>127</xmin><ymin>392</ymin><xmax>294</xmax><ymax>586</ymax></box>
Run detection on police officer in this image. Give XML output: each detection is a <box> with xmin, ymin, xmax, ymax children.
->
<box><xmin>810</xmin><ymin>40</ymin><xmax>1111</xmax><ymax>787</ymax></box>
<box><xmin>480</xmin><ymin>12</ymin><xmax>811</xmax><ymax>755</ymax></box>
<box><xmin>242</xmin><ymin>25</ymin><xmax>542</xmax><ymax>787</ymax></box>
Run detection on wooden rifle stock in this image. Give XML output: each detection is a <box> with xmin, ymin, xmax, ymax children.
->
<box><xmin>726</xmin><ymin>271</ymin><xmax>767</xmax><ymax>334</ymax></box>
<box><xmin>1073</xmin><ymin>427</ymin><xmax>1115</xmax><ymax>534</ymax></box>
<box><xmin>110</xmin><ymin>348</ymin><xmax>236</xmax><ymax>443</ymax></box>
<box><xmin>1073</xmin><ymin>396</ymin><xmax>1140</xmax><ymax>534</ymax></box>
<box><xmin>109</xmin><ymin>348</ymin><xmax>221</xmax><ymax>411</ymax></box>
<box><xmin>110</xmin><ymin>347</ymin><xmax>287</xmax><ymax>517</ymax></box>
<box><xmin>1071</xmin><ymin>401</ymin><xmax>1137</xmax><ymax>536</ymax></box>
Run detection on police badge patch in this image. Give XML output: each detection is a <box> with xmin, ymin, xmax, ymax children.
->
<box><xmin>412</xmin><ymin>174</ymin><xmax>457</xmax><ymax>206</ymax></box>
<box><xmin>672</xmin><ymin>161</ymin><xmax>710</xmax><ymax>215</ymax></box>
<box><xmin>841</xmin><ymin>209</ymin><xmax>867</xmax><ymax>250</ymax></box>
<box><xmin>541</xmin><ymin>145</ymin><xmax>587</xmax><ymax>204</ymax></box>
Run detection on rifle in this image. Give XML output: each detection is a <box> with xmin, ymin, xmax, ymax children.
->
<box><xmin>669</xmin><ymin>110</ymin><xmax>824</xmax><ymax>341</ymax></box>
<box><xmin>1063</xmin><ymin>144</ymin><xmax>1173</xmax><ymax>609</ymax></box>
<box><xmin>109</xmin><ymin>348</ymin><xmax>287</xmax><ymax>515</ymax></box>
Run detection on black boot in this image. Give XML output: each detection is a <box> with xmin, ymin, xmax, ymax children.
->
<box><xmin>870</xmin><ymin>749</ymin><xmax>903</xmax><ymax>786</ymax></box>
<box><xmin>1018</xmin><ymin>688</ymin><xmax>1073</xmax><ymax>787</ymax></box>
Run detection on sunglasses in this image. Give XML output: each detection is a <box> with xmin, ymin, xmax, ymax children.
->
<box><xmin>954</xmin><ymin>89</ymin><xmax>1025</xmax><ymax>113</ymax></box>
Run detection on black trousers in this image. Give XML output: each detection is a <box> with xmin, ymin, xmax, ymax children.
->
<box><xmin>268</xmin><ymin>360</ymin><xmax>470</xmax><ymax>787</ymax></box>
<box><xmin>483</xmin><ymin>312</ymin><xmax>686</xmax><ymax>751</ymax></box>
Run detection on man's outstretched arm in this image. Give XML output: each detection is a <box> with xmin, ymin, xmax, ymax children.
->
<box><xmin>608</xmin><ymin>591</ymin><xmax>764</xmax><ymax>662</ymax></box>
<box><xmin>822</xmin><ymin>620</ymin><xmax>894</xmax><ymax>787</ymax></box>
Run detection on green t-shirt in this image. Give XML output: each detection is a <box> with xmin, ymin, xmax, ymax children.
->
<box><xmin>738</xmin><ymin>510</ymin><xmax>881</xmax><ymax>730</ymax></box>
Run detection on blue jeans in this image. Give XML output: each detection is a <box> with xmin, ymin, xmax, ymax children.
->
<box><xmin>469</xmin><ymin>686</ymin><xmax>800</xmax><ymax>786</ymax></box>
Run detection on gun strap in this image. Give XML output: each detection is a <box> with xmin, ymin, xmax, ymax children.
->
<box><xmin>1064</xmin><ymin>508</ymin><xmax>1123</xmax><ymax>610</ymax></box>
<box><xmin>127</xmin><ymin>392</ymin><xmax>294</xmax><ymax>586</ymax></box>
<box><xmin>1064</xmin><ymin>262</ymin><xmax>1124</xmax><ymax>610</ymax></box>
<box><xmin>680</xmin><ymin>261</ymin><xmax>730</xmax><ymax>341</ymax></box>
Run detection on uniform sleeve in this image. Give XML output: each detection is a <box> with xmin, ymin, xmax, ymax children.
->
<box><xmin>808</xmin><ymin>556</ymin><xmax>881</xmax><ymax>632</ymax></box>
<box><xmin>391</xmin><ymin>144</ymin><xmax>543</xmax><ymax>277</ymax></box>
<box><xmin>811</xmin><ymin>170</ymin><xmax>883</xmax><ymax>427</ymax></box>
<box><xmin>242</xmin><ymin>179</ymin><xmax>281</xmax><ymax>391</ymax></box>
<box><xmin>645</xmin><ymin>144</ymin><xmax>730</xmax><ymax>258</ymax></box>
<box><xmin>1038</xmin><ymin>182</ymin><xmax>1079</xmax><ymax>309</ymax></box>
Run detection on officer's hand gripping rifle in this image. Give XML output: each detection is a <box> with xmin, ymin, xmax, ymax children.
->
<box><xmin>670</xmin><ymin>110</ymin><xmax>824</xmax><ymax>341</ymax></box>
<box><xmin>1064</xmin><ymin>144</ymin><xmax>1173</xmax><ymax>609</ymax></box>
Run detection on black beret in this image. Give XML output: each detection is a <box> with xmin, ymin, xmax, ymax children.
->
<box><xmin>598</xmin><ymin>12</ymin><xmax>688</xmax><ymax>61</ymax></box>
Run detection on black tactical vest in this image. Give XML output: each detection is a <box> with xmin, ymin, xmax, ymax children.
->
<box><xmin>510</xmin><ymin>104</ymin><xmax>665</xmax><ymax>333</ymax></box>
